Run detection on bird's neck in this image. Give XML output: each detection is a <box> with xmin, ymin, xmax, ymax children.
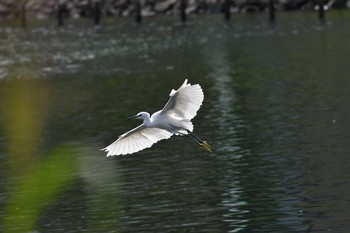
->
<box><xmin>143</xmin><ymin>113</ymin><xmax>151</xmax><ymax>126</ymax></box>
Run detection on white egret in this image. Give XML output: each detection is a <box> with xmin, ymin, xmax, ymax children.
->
<box><xmin>102</xmin><ymin>79</ymin><xmax>212</xmax><ymax>156</ymax></box>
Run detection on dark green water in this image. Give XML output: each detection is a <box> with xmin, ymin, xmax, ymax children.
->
<box><xmin>1</xmin><ymin>12</ymin><xmax>350</xmax><ymax>232</ymax></box>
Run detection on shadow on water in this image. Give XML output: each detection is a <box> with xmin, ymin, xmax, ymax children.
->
<box><xmin>1</xmin><ymin>12</ymin><xmax>350</xmax><ymax>232</ymax></box>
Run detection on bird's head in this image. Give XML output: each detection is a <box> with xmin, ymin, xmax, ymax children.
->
<box><xmin>128</xmin><ymin>111</ymin><xmax>150</xmax><ymax>120</ymax></box>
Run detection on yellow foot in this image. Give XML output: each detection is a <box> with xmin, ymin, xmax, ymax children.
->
<box><xmin>200</xmin><ymin>141</ymin><xmax>212</xmax><ymax>152</ymax></box>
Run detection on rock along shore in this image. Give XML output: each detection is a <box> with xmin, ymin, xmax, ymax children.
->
<box><xmin>0</xmin><ymin>0</ymin><xmax>349</xmax><ymax>19</ymax></box>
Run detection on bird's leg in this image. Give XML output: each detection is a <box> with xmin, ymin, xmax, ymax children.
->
<box><xmin>188</xmin><ymin>134</ymin><xmax>212</xmax><ymax>152</ymax></box>
<box><xmin>186</xmin><ymin>130</ymin><xmax>212</xmax><ymax>152</ymax></box>
<box><xmin>186</xmin><ymin>133</ymin><xmax>202</xmax><ymax>145</ymax></box>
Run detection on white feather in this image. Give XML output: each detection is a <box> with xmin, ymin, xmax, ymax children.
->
<box><xmin>161</xmin><ymin>79</ymin><xmax>204</xmax><ymax>120</ymax></box>
<box><xmin>102</xmin><ymin>124</ymin><xmax>173</xmax><ymax>156</ymax></box>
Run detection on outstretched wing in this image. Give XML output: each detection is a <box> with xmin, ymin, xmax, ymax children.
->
<box><xmin>161</xmin><ymin>79</ymin><xmax>204</xmax><ymax>120</ymax></box>
<box><xmin>101</xmin><ymin>124</ymin><xmax>173</xmax><ymax>156</ymax></box>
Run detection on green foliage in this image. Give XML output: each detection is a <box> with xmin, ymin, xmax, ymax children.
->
<box><xmin>2</xmin><ymin>146</ymin><xmax>79</xmax><ymax>233</ymax></box>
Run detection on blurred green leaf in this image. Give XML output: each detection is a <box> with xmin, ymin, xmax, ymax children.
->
<box><xmin>2</xmin><ymin>145</ymin><xmax>78</xmax><ymax>233</ymax></box>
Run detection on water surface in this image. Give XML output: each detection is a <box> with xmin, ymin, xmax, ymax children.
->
<box><xmin>1</xmin><ymin>12</ymin><xmax>350</xmax><ymax>232</ymax></box>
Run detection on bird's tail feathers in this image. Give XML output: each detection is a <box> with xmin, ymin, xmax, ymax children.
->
<box><xmin>182</xmin><ymin>119</ymin><xmax>193</xmax><ymax>132</ymax></box>
<box><xmin>176</xmin><ymin>121</ymin><xmax>193</xmax><ymax>135</ymax></box>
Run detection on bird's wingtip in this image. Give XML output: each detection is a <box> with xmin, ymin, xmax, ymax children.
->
<box><xmin>170</xmin><ymin>89</ymin><xmax>177</xmax><ymax>96</ymax></box>
<box><xmin>181</xmin><ymin>79</ymin><xmax>189</xmax><ymax>87</ymax></box>
<box><xmin>171</xmin><ymin>78</ymin><xmax>190</xmax><ymax>96</ymax></box>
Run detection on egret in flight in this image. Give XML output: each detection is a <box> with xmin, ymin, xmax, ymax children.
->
<box><xmin>102</xmin><ymin>79</ymin><xmax>212</xmax><ymax>156</ymax></box>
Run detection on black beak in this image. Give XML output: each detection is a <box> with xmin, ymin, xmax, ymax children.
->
<box><xmin>128</xmin><ymin>114</ymin><xmax>139</xmax><ymax>120</ymax></box>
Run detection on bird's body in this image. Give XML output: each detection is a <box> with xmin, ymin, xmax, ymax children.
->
<box><xmin>149</xmin><ymin>110</ymin><xmax>193</xmax><ymax>134</ymax></box>
<box><xmin>102</xmin><ymin>79</ymin><xmax>211</xmax><ymax>156</ymax></box>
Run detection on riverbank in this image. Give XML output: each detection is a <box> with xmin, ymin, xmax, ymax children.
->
<box><xmin>0</xmin><ymin>0</ymin><xmax>349</xmax><ymax>20</ymax></box>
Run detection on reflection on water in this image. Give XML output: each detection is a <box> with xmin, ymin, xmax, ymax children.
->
<box><xmin>203</xmin><ymin>29</ymin><xmax>248</xmax><ymax>232</ymax></box>
<box><xmin>1</xmin><ymin>13</ymin><xmax>350</xmax><ymax>232</ymax></box>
